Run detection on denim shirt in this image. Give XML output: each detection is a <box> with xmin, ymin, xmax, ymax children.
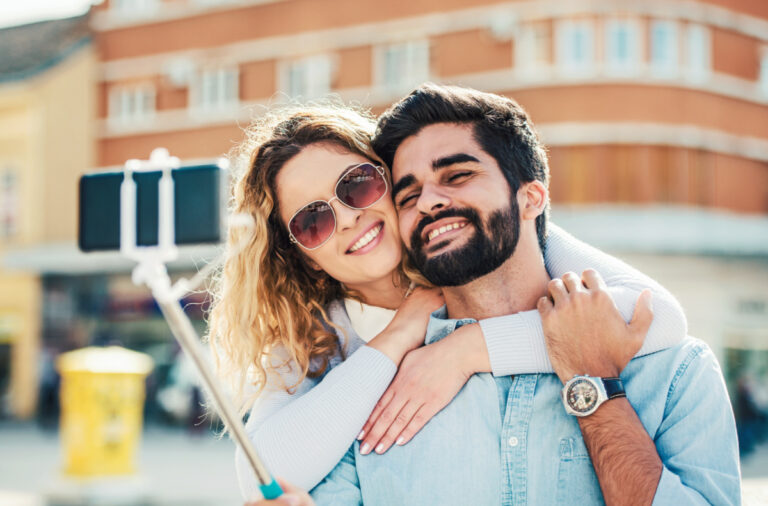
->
<box><xmin>310</xmin><ymin>308</ymin><xmax>741</xmax><ymax>506</ymax></box>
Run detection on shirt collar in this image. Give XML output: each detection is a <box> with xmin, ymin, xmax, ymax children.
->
<box><xmin>424</xmin><ymin>305</ymin><xmax>477</xmax><ymax>345</ymax></box>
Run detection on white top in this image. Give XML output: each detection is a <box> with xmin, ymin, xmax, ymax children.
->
<box><xmin>235</xmin><ymin>224</ymin><xmax>688</xmax><ymax>498</ymax></box>
<box><xmin>343</xmin><ymin>299</ymin><xmax>395</xmax><ymax>343</ymax></box>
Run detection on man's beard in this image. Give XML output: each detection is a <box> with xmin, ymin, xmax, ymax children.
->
<box><xmin>407</xmin><ymin>200</ymin><xmax>520</xmax><ymax>287</ymax></box>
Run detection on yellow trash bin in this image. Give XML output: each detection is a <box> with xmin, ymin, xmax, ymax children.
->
<box><xmin>57</xmin><ymin>346</ymin><xmax>154</xmax><ymax>478</ymax></box>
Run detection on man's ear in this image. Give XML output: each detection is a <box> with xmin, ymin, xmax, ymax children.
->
<box><xmin>519</xmin><ymin>180</ymin><xmax>549</xmax><ymax>221</ymax></box>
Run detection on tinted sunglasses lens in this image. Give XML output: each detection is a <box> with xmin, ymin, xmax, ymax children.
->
<box><xmin>289</xmin><ymin>201</ymin><xmax>335</xmax><ymax>249</ymax></box>
<box><xmin>337</xmin><ymin>164</ymin><xmax>386</xmax><ymax>208</ymax></box>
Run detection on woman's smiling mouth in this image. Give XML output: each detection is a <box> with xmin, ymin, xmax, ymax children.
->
<box><xmin>347</xmin><ymin>222</ymin><xmax>384</xmax><ymax>253</ymax></box>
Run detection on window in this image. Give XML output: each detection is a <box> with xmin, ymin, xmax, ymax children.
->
<box><xmin>0</xmin><ymin>169</ymin><xmax>18</xmax><ymax>239</ymax></box>
<box><xmin>516</xmin><ymin>23</ymin><xmax>550</xmax><ymax>73</ymax></box>
<box><xmin>108</xmin><ymin>85</ymin><xmax>155</xmax><ymax>125</ymax></box>
<box><xmin>650</xmin><ymin>20</ymin><xmax>679</xmax><ymax>76</ymax></box>
<box><xmin>284</xmin><ymin>56</ymin><xmax>332</xmax><ymax>99</ymax></box>
<box><xmin>379</xmin><ymin>41</ymin><xmax>429</xmax><ymax>92</ymax></box>
<box><xmin>686</xmin><ymin>24</ymin><xmax>711</xmax><ymax>82</ymax></box>
<box><xmin>556</xmin><ymin>20</ymin><xmax>595</xmax><ymax>75</ymax></box>
<box><xmin>604</xmin><ymin>19</ymin><xmax>640</xmax><ymax>75</ymax></box>
<box><xmin>192</xmin><ymin>68</ymin><xmax>239</xmax><ymax>112</ymax></box>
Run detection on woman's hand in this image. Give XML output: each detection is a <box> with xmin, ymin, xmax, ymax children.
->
<box><xmin>367</xmin><ymin>287</ymin><xmax>444</xmax><ymax>365</ymax></box>
<box><xmin>245</xmin><ymin>479</ymin><xmax>314</xmax><ymax>506</ymax></box>
<box><xmin>358</xmin><ymin>323</ymin><xmax>489</xmax><ymax>455</ymax></box>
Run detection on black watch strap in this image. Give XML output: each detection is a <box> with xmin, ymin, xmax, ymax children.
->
<box><xmin>602</xmin><ymin>377</ymin><xmax>626</xmax><ymax>399</ymax></box>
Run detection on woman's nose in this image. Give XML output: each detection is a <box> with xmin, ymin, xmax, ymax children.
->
<box><xmin>332</xmin><ymin>199</ymin><xmax>362</xmax><ymax>231</ymax></box>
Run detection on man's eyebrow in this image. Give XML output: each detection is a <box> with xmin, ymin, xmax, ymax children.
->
<box><xmin>392</xmin><ymin>174</ymin><xmax>416</xmax><ymax>199</ymax></box>
<box><xmin>432</xmin><ymin>153</ymin><xmax>479</xmax><ymax>170</ymax></box>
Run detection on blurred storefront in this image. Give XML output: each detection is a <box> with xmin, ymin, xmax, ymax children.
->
<box><xmin>0</xmin><ymin>13</ymin><xmax>94</xmax><ymax>419</ymax></box>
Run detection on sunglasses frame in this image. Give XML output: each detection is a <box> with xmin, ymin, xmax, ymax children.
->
<box><xmin>287</xmin><ymin>163</ymin><xmax>389</xmax><ymax>250</ymax></box>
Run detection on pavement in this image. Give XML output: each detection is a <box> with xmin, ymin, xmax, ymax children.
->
<box><xmin>1</xmin><ymin>421</ymin><xmax>767</xmax><ymax>505</ymax></box>
<box><xmin>0</xmin><ymin>422</ymin><xmax>242</xmax><ymax>505</ymax></box>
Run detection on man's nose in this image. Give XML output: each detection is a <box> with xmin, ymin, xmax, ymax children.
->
<box><xmin>332</xmin><ymin>199</ymin><xmax>361</xmax><ymax>231</ymax></box>
<box><xmin>416</xmin><ymin>183</ymin><xmax>451</xmax><ymax>215</ymax></box>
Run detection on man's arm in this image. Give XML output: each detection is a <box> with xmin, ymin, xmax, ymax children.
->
<box><xmin>538</xmin><ymin>269</ymin><xmax>739</xmax><ymax>505</ymax></box>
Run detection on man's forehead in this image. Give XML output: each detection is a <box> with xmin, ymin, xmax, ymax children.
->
<box><xmin>391</xmin><ymin>122</ymin><xmax>478</xmax><ymax>179</ymax></box>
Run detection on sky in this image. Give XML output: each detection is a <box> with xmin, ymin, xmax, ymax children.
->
<box><xmin>0</xmin><ymin>0</ymin><xmax>97</xmax><ymax>29</ymax></box>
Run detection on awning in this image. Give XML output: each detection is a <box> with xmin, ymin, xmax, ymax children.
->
<box><xmin>1</xmin><ymin>242</ymin><xmax>222</xmax><ymax>275</ymax></box>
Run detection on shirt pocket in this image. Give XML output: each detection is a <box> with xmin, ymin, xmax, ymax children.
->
<box><xmin>556</xmin><ymin>437</ymin><xmax>604</xmax><ymax>505</ymax></box>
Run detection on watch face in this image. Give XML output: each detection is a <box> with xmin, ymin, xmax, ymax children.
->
<box><xmin>566</xmin><ymin>378</ymin><xmax>599</xmax><ymax>414</ymax></box>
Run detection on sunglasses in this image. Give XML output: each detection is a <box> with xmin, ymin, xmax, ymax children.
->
<box><xmin>288</xmin><ymin>163</ymin><xmax>389</xmax><ymax>250</ymax></box>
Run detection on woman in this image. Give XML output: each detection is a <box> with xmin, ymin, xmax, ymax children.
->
<box><xmin>207</xmin><ymin>104</ymin><xmax>686</xmax><ymax>499</ymax></box>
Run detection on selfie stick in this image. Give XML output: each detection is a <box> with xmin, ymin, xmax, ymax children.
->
<box><xmin>119</xmin><ymin>148</ymin><xmax>283</xmax><ymax>500</ymax></box>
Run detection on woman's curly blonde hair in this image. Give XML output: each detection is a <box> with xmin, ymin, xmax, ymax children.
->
<box><xmin>208</xmin><ymin>103</ymin><xmax>411</xmax><ymax>416</ymax></box>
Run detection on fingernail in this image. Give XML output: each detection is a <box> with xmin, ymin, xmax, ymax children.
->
<box><xmin>360</xmin><ymin>443</ymin><xmax>370</xmax><ymax>455</ymax></box>
<box><xmin>375</xmin><ymin>443</ymin><xmax>385</xmax><ymax>454</ymax></box>
<box><xmin>357</xmin><ymin>430</ymin><xmax>365</xmax><ymax>440</ymax></box>
<box><xmin>396</xmin><ymin>437</ymin><xmax>405</xmax><ymax>446</ymax></box>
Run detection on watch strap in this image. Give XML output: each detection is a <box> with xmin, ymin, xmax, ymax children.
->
<box><xmin>601</xmin><ymin>377</ymin><xmax>626</xmax><ymax>399</ymax></box>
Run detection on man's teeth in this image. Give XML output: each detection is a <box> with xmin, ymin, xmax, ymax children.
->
<box><xmin>427</xmin><ymin>222</ymin><xmax>467</xmax><ymax>242</ymax></box>
<box><xmin>349</xmin><ymin>224</ymin><xmax>383</xmax><ymax>252</ymax></box>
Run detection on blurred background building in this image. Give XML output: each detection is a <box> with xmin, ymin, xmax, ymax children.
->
<box><xmin>0</xmin><ymin>0</ymin><xmax>767</xmax><ymax>493</ymax></box>
<box><xmin>0</xmin><ymin>13</ymin><xmax>94</xmax><ymax>420</ymax></box>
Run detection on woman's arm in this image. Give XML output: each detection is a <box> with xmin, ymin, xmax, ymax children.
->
<box><xmin>236</xmin><ymin>288</ymin><xmax>444</xmax><ymax>498</ymax></box>
<box><xmin>236</xmin><ymin>345</ymin><xmax>395</xmax><ymax>499</ymax></box>
<box><xmin>479</xmin><ymin>222</ymin><xmax>687</xmax><ymax>375</ymax></box>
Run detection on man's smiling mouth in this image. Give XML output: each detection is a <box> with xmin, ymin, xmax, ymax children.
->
<box><xmin>426</xmin><ymin>221</ymin><xmax>468</xmax><ymax>244</ymax></box>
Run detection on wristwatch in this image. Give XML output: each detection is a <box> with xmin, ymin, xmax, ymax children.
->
<box><xmin>561</xmin><ymin>375</ymin><xmax>626</xmax><ymax>417</ymax></box>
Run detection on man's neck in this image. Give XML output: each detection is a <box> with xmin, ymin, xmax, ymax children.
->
<box><xmin>442</xmin><ymin>244</ymin><xmax>551</xmax><ymax>321</ymax></box>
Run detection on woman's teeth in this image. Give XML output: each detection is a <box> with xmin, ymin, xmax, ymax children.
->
<box><xmin>349</xmin><ymin>224</ymin><xmax>383</xmax><ymax>252</ymax></box>
<box><xmin>427</xmin><ymin>222</ymin><xmax>466</xmax><ymax>243</ymax></box>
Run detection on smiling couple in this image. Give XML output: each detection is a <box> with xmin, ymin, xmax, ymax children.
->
<box><xmin>208</xmin><ymin>83</ymin><xmax>740</xmax><ymax>506</ymax></box>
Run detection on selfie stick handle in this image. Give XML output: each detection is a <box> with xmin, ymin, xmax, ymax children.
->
<box><xmin>120</xmin><ymin>149</ymin><xmax>282</xmax><ymax>500</ymax></box>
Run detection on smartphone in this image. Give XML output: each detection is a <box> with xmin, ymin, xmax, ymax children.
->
<box><xmin>78</xmin><ymin>163</ymin><xmax>225</xmax><ymax>252</ymax></box>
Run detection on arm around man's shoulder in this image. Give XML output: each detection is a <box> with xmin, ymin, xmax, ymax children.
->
<box><xmin>652</xmin><ymin>338</ymin><xmax>741</xmax><ymax>505</ymax></box>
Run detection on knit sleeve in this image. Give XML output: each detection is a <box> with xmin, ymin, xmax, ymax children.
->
<box><xmin>235</xmin><ymin>344</ymin><xmax>396</xmax><ymax>499</ymax></box>
<box><xmin>480</xmin><ymin>223</ymin><xmax>687</xmax><ymax>376</ymax></box>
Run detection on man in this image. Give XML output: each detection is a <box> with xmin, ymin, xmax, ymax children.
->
<box><xmin>254</xmin><ymin>84</ymin><xmax>740</xmax><ymax>505</ymax></box>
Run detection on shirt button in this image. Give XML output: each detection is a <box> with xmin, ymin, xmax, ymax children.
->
<box><xmin>508</xmin><ymin>436</ymin><xmax>519</xmax><ymax>447</ymax></box>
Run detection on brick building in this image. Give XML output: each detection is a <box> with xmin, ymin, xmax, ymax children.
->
<box><xmin>91</xmin><ymin>0</ymin><xmax>768</xmax><ymax>214</ymax></box>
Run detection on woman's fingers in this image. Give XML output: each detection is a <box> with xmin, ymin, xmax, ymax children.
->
<box><xmin>245</xmin><ymin>479</ymin><xmax>314</xmax><ymax>506</ymax></box>
<box><xmin>392</xmin><ymin>403</ymin><xmax>435</xmax><ymax>448</ymax></box>
<box><xmin>360</xmin><ymin>389</ymin><xmax>406</xmax><ymax>455</ymax></box>
<box><xmin>370</xmin><ymin>400</ymin><xmax>423</xmax><ymax>454</ymax></box>
<box><xmin>358</xmin><ymin>388</ymin><xmax>395</xmax><ymax>442</ymax></box>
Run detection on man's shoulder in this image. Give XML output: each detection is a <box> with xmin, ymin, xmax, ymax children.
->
<box><xmin>623</xmin><ymin>336</ymin><xmax>720</xmax><ymax>393</ymax></box>
<box><xmin>630</xmin><ymin>336</ymin><xmax>712</xmax><ymax>369</ymax></box>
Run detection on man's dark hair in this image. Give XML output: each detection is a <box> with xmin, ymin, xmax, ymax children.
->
<box><xmin>372</xmin><ymin>83</ymin><xmax>550</xmax><ymax>250</ymax></box>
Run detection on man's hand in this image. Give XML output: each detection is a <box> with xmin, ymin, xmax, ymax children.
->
<box><xmin>358</xmin><ymin>328</ymin><xmax>479</xmax><ymax>455</ymax></box>
<box><xmin>537</xmin><ymin>269</ymin><xmax>653</xmax><ymax>383</ymax></box>
<box><xmin>245</xmin><ymin>480</ymin><xmax>314</xmax><ymax>506</ymax></box>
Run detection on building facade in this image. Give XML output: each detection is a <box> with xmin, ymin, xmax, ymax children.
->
<box><xmin>0</xmin><ymin>14</ymin><xmax>95</xmax><ymax>418</ymax></box>
<box><xmin>91</xmin><ymin>0</ymin><xmax>768</xmax><ymax>217</ymax></box>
